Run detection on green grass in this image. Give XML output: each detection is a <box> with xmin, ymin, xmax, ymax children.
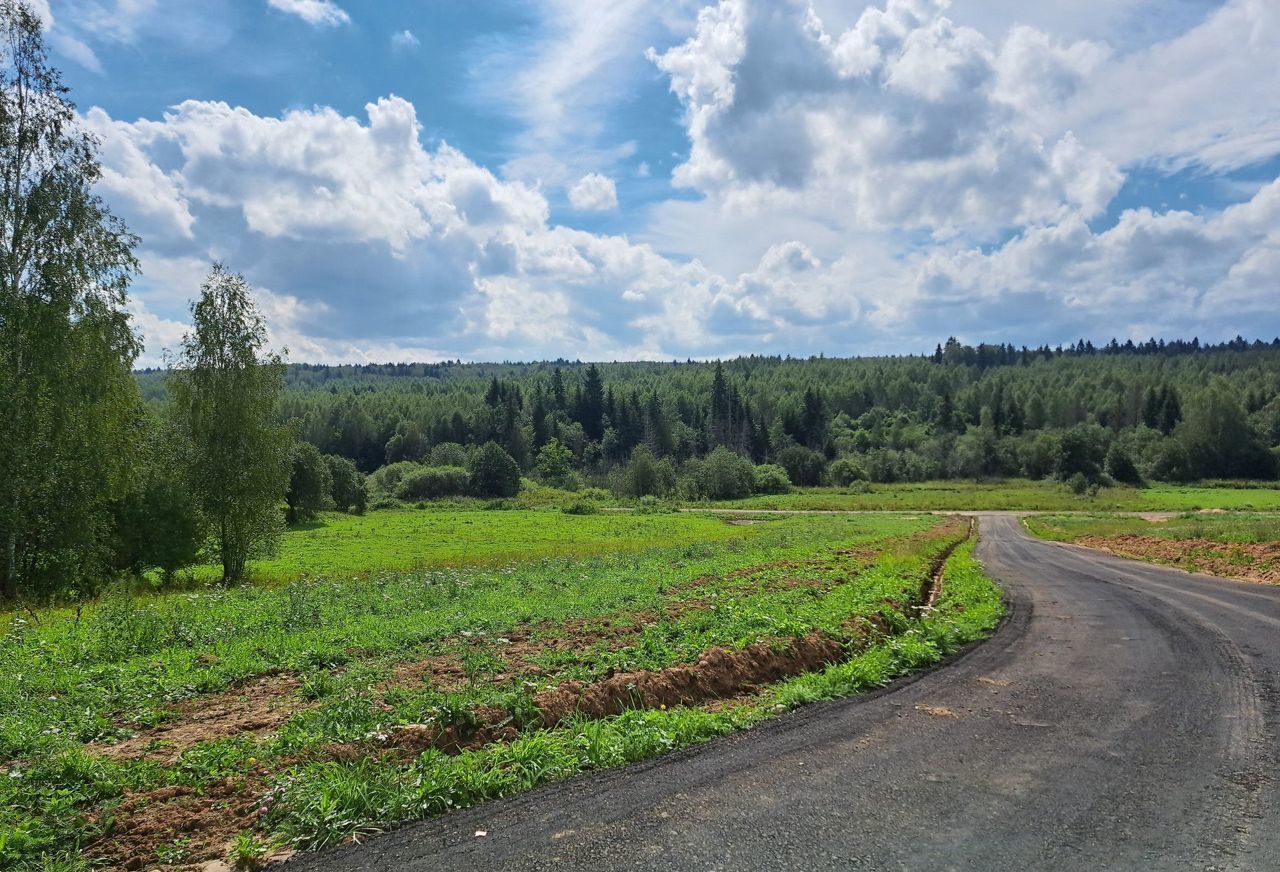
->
<box><xmin>0</xmin><ymin>510</ymin><xmax>1001</xmax><ymax>870</ymax></box>
<box><xmin>707</xmin><ymin>480</ymin><xmax>1280</xmax><ymax>512</ymax></box>
<box><xmin>1025</xmin><ymin>512</ymin><xmax>1280</xmax><ymax>545</ymax></box>
<box><xmin>191</xmin><ymin>508</ymin><xmax>743</xmax><ymax>585</ymax></box>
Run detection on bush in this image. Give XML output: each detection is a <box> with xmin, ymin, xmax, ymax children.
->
<box><xmin>774</xmin><ymin>445</ymin><xmax>826</xmax><ymax>486</ymax></box>
<box><xmin>617</xmin><ymin>446</ymin><xmax>677</xmax><ymax>498</ymax></box>
<box><xmin>1105</xmin><ymin>443</ymin><xmax>1142</xmax><ymax>485</ymax></box>
<box><xmin>396</xmin><ymin>466</ymin><xmax>469</xmax><ymax>500</ymax></box>
<box><xmin>468</xmin><ymin>442</ymin><xmax>522</xmax><ymax>497</ymax></box>
<box><xmin>428</xmin><ymin>442</ymin><xmax>469</xmax><ymax>468</ymax></box>
<box><xmin>286</xmin><ymin>442</ymin><xmax>334</xmax><ymax>524</ymax></box>
<box><xmin>752</xmin><ymin>464</ymin><xmax>792</xmax><ymax>494</ymax></box>
<box><xmin>826</xmin><ymin>457</ymin><xmax>867</xmax><ymax>487</ymax></box>
<box><xmin>325</xmin><ymin>455</ymin><xmax>368</xmax><ymax>513</ymax></box>
<box><xmin>534</xmin><ymin>439</ymin><xmax>577</xmax><ymax>489</ymax></box>
<box><xmin>681</xmin><ymin>447</ymin><xmax>755</xmax><ymax>500</ymax></box>
<box><xmin>561</xmin><ymin>499</ymin><xmax>601</xmax><ymax>515</ymax></box>
<box><xmin>367</xmin><ymin>461</ymin><xmax>423</xmax><ymax>498</ymax></box>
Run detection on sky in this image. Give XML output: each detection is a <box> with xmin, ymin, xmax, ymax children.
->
<box><xmin>28</xmin><ymin>0</ymin><xmax>1280</xmax><ymax>364</ymax></box>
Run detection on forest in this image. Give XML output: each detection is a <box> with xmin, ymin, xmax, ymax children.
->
<box><xmin>139</xmin><ymin>336</ymin><xmax>1280</xmax><ymax>495</ymax></box>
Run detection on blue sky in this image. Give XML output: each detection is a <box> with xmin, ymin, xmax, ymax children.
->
<box><xmin>30</xmin><ymin>0</ymin><xmax>1280</xmax><ymax>363</ymax></box>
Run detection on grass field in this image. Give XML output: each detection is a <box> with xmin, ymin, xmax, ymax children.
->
<box><xmin>189</xmin><ymin>508</ymin><xmax>747</xmax><ymax>585</ymax></box>
<box><xmin>0</xmin><ymin>511</ymin><xmax>1001</xmax><ymax>871</ymax></box>
<box><xmin>1025</xmin><ymin>513</ymin><xmax>1280</xmax><ymax>584</ymax></box>
<box><xmin>708</xmin><ymin>480</ymin><xmax>1280</xmax><ymax>512</ymax></box>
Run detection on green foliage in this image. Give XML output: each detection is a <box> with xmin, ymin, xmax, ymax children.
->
<box><xmin>534</xmin><ymin>439</ymin><xmax>576</xmax><ymax>489</ymax></box>
<box><xmin>396</xmin><ymin>466</ymin><xmax>470</xmax><ymax>500</ymax></box>
<box><xmin>1105</xmin><ymin>442</ymin><xmax>1142</xmax><ymax>485</ymax></box>
<box><xmin>617</xmin><ymin>446</ymin><xmax>677</xmax><ymax>498</ymax></box>
<box><xmin>170</xmin><ymin>265</ymin><xmax>293</xmax><ymax>583</ymax></box>
<box><xmin>0</xmin><ymin>4</ymin><xmax>143</xmax><ymax>599</ymax></box>
<box><xmin>774</xmin><ymin>446</ymin><xmax>826</xmax><ymax>486</ymax></box>
<box><xmin>110</xmin><ymin>418</ymin><xmax>205</xmax><ymax>582</ymax></box>
<box><xmin>286</xmin><ymin>442</ymin><xmax>334</xmax><ymax>524</ymax></box>
<box><xmin>826</xmin><ymin>457</ymin><xmax>867</xmax><ymax>487</ymax></box>
<box><xmin>427</xmin><ymin>442</ymin><xmax>469</xmax><ymax>468</ymax></box>
<box><xmin>752</xmin><ymin>464</ymin><xmax>792</xmax><ymax>495</ymax></box>
<box><xmin>467</xmin><ymin>442</ymin><xmax>522</xmax><ymax>498</ymax></box>
<box><xmin>1178</xmin><ymin>380</ymin><xmax>1277</xmax><ymax>479</ymax></box>
<box><xmin>682</xmin><ymin>447</ymin><xmax>755</xmax><ymax>500</ymax></box>
<box><xmin>325</xmin><ymin>455</ymin><xmax>367</xmax><ymax>514</ymax></box>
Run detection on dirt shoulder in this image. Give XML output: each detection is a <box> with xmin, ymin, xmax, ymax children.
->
<box><xmin>1074</xmin><ymin>534</ymin><xmax>1280</xmax><ymax>585</ymax></box>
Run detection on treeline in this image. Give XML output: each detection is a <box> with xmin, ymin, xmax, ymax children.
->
<box><xmin>136</xmin><ymin>344</ymin><xmax>1280</xmax><ymax>505</ymax></box>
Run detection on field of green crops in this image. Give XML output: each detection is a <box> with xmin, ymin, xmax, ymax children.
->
<box><xmin>0</xmin><ymin>511</ymin><xmax>1000</xmax><ymax>871</ymax></box>
<box><xmin>709</xmin><ymin>480</ymin><xmax>1280</xmax><ymax>512</ymax></box>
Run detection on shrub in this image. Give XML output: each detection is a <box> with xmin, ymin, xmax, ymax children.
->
<box><xmin>681</xmin><ymin>447</ymin><xmax>755</xmax><ymax>500</ymax></box>
<box><xmin>367</xmin><ymin>461</ymin><xmax>423</xmax><ymax>498</ymax></box>
<box><xmin>617</xmin><ymin>446</ymin><xmax>677</xmax><ymax>498</ymax></box>
<box><xmin>468</xmin><ymin>442</ymin><xmax>522</xmax><ymax>497</ymax></box>
<box><xmin>826</xmin><ymin>457</ymin><xmax>867</xmax><ymax>487</ymax></box>
<box><xmin>427</xmin><ymin>442</ymin><xmax>469</xmax><ymax>468</ymax></box>
<box><xmin>534</xmin><ymin>438</ymin><xmax>577</xmax><ymax>489</ymax></box>
<box><xmin>396</xmin><ymin>466</ymin><xmax>469</xmax><ymax>500</ymax></box>
<box><xmin>325</xmin><ymin>455</ymin><xmax>367</xmax><ymax>513</ymax></box>
<box><xmin>1105</xmin><ymin>443</ymin><xmax>1142</xmax><ymax>485</ymax></box>
<box><xmin>774</xmin><ymin>445</ymin><xmax>826</xmax><ymax>486</ymax></box>
<box><xmin>752</xmin><ymin>464</ymin><xmax>792</xmax><ymax>494</ymax></box>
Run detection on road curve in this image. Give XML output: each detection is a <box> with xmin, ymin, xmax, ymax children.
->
<box><xmin>291</xmin><ymin>514</ymin><xmax>1280</xmax><ymax>871</ymax></box>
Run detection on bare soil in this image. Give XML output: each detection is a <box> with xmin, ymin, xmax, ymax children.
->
<box><xmin>90</xmin><ymin>675</ymin><xmax>309</xmax><ymax>764</ymax></box>
<box><xmin>1076</xmin><ymin>535</ymin><xmax>1280</xmax><ymax>585</ymax></box>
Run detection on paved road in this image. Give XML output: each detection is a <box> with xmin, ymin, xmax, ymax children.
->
<box><xmin>293</xmin><ymin>514</ymin><xmax>1280</xmax><ymax>871</ymax></box>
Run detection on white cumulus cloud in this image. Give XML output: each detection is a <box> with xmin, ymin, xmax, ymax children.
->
<box><xmin>567</xmin><ymin>173</ymin><xmax>618</xmax><ymax>211</ymax></box>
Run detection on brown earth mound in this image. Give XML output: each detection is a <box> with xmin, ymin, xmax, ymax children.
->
<box><xmin>1077</xmin><ymin>535</ymin><xmax>1280</xmax><ymax>585</ymax></box>
<box><xmin>534</xmin><ymin>631</ymin><xmax>848</xmax><ymax>725</ymax></box>
<box><xmin>86</xmin><ymin>779</ymin><xmax>261</xmax><ymax>870</ymax></box>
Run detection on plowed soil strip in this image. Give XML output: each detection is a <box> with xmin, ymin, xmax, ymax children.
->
<box><xmin>1076</xmin><ymin>534</ymin><xmax>1280</xmax><ymax>585</ymax></box>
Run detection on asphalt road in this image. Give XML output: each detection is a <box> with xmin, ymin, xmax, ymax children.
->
<box><xmin>292</xmin><ymin>514</ymin><xmax>1280</xmax><ymax>871</ymax></box>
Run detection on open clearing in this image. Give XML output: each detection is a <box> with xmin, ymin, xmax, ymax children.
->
<box><xmin>1026</xmin><ymin>512</ymin><xmax>1280</xmax><ymax>584</ymax></box>
<box><xmin>0</xmin><ymin>511</ymin><xmax>1000</xmax><ymax>871</ymax></box>
<box><xmin>709</xmin><ymin>480</ymin><xmax>1280</xmax><ymax>513</ymax></box>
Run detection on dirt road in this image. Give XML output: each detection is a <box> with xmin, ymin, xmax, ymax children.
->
<box><xmin>291</xmin><ymin>514</ymin><xmax>1280</xmax><ymax>871</ymax></box>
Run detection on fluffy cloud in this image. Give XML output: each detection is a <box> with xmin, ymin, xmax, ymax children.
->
<box><xmin>266</xmin><ymin>0</ymin><xmax>349</xmax><ymax>27</ymax></box>
<box><xmin>567</xmin><ymin>173</ymin><xmax>619</xmax><ymax>211</ymax></box>
<box><xmin>649</xmin><ymin>0</ymin><xmax>1122</xmax><ymax>238</ymax></box>
<box><xmin>80</xmin><ymin>0</ymin><xmax>1280</xmax><ymax>364</ymax></box>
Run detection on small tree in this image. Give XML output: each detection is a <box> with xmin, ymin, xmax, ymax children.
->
<box><xmin>775</xmin><ymin>445</ymin><xmax>826</xmax><ymax>486</ymax></box>
<box><xmin>468</xmin><ymin>442</ymin><xmax>522</xmax><ymax>497</ymax></box>
<box><xmin>827</xmin><ymin>457</ymin><xmax>866</xmax><ymax>487</ymax></box>
<box><xmin>619</xmin><ymin>446</ymin><xmax>677</xmax><ymax>498</ymax></box>
<box><xmin>286</xmin><ymin>441</ymin><xmax>334</xmax><ymax>524</ymax></box>
<box><xmin>170</xmin><ymin>265</ymin><xmax>292</xmax><ymax>583</ymax></box>
<box><xmin>534</xmin><ymin>438</ymin><xmax>576</xmax><ymax>489</ymax></box>
<box><xmin>111</xmin><ymin>420</ymin><xmax>204</xmax><ymax>583</ymax></box>
<box><xmin>326</xmin><ymin>455</ymin><xmax>367</xmax><ymax>513</ymax></box>
<box><xmin>753</xmin><ymin>464</ymin><xmax>792</xmax><ymax>494</ymax></box>
<box><xmin>1105</xmin><ymin>443</ymin><xmax>1142</xmax><ymax>485</ymax></box>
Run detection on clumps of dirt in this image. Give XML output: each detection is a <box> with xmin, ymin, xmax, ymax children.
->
<box><xmin>90</xmin><ymin>676</ymin><xmax>308</xmax><ymax>765</ymax></box>
<box><xmin>533</xmin><ymin>631</ymin><xmax>848</xmax><ymax>725</ymax></box>
<box><xmin>86</xmin><ymin>779</ymin><xmax>261</xmax><ymax>870</ymax></box>
<box><xmin>388</xmin><ymin>653</ymin><xmax>471</xmax><ymax>692</ymax></box>
<box><xmin>1077</xmin><ymin>534</ymin><xmax>1280</xmax><ymax>585</ymax></box>
<box><xmin>915</xmin><ymin>705</ymin><xmax>958</xmax><ymax>718</ymax></box>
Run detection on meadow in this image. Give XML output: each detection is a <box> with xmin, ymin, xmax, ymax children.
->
<box><xmin>0</xmin><ymin>510</ymin><xmax>1001</xmax><ymax>871</ymax></box>
<box><xmin>707</xmin><ymin>480</ymin><xmax>1280</xmax><ymax>512</ymax></box>
<box><xmin>188</xmin><ymin>507</ymin><xmax>741</xmax><ymax>585</ymax></box>
<box><xmin>1025</xmin><ymin>513</ymin><xmax>1280</xmax><ymax>584</ymax></box>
